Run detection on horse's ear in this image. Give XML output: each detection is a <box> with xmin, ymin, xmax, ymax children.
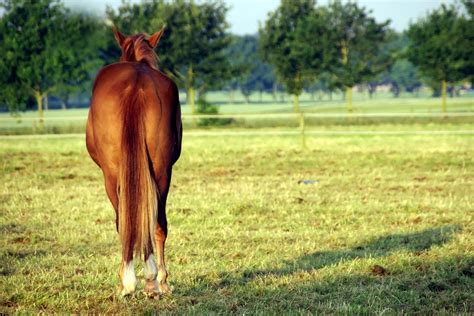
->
<box><xmin>148</xmin><ymin>25</ymin><xmax>165</xmax><ymax>48</ymax></box>
<box><xmin>113</xmin><ymin>26</ymin><xmax>126</xmax><ymax>47</ymax></box>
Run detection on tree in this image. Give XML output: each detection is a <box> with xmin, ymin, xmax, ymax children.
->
<box><xmin>407</xmin><ymin>4</ymin><xmax>473</xmax><ymax>112</ymax></box>
<box><xmin>367</xmin><ymin>32</ymin><xmax>422</xmax><ymax>98</ymax></box>
<box><xmin>225</xmin><ymin>35</ymin><xmax>254</xmax><ymax>103</ymax></box>
<box><xmin>388</xmin><ymin>59</ymin><xmax>422</xmax><ymax>96</ymax></box>
<box><xmin>0</xmin><ymin>0</ymin><xmax>63</xmax><ymax>117</ymax></box>
<box><xmin>107</xmin><ymin>0</ymin><xmax>232</xmax><ymax>114</ymax></box>
<box><xmin>326</xmin><ymin>0</ymin><xmax>390</xmax><ymax>112</ymax></box>
<box><xmin>364</xmin><ymin>30</ymin><xmax>402</xmax><ymax>98</ymax></box>
<box><xmin>260</xmin><ymin>0</ymin><xmax>330</xmax><ymax>112</ymax></box>
<box><xmin>53</xmin><ymin>12</ymin><xmax>104</xmax><ymax>109</ymax></box>
<box><xmin>0</xmin><ymin>0</ymin><xmax>101</xmax><ymax>118</ymax></box>
<box><xmin>162</xmin><ymin>0</ymin><xmax>231</xmax><ymax>112</ymax></box>
<box><xmin>226</xmin><ymin>35</ymin><xmax>276</xmax><ymax>103</ymax></box>
<box><xmin>104</xmin><ymin>0</ymin><xmax>164</xmax><ymax>65</ymax></box>
<box><xmin>455</xmin><ymin>1</ymin><xmax>474</xmax><ymax>82</ymax></box>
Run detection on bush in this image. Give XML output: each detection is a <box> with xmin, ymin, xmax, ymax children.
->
<box><xmin>196</xmin><ymin>98</ymin><xmax>233</xmax><ymax>127</ymax></box>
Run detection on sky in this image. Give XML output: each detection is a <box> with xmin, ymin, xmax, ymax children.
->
<box><xmin>63</xmin><ymin>0</ymin><xmax>457</xmax><ymax>35</ymax></box>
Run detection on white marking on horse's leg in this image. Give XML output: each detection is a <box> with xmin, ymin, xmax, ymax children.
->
<box><xmin>143</xmin><ymin>255</ymin><xmax>160</xmax><ymax>297</ymax></box>
<box><xmin>121</xmin><ymin>260</ymin><xmax>137</xmax><ymax>296</ymax></box>
<box><xmin>144</xmin><ymin>254</ymin><xmax>157</xmax><ymax>281</ymax></box>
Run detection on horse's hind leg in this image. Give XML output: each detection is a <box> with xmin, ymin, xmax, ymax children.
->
<box><xmin>154</xmin><ymin>172</ymin><xmax>172</xmax><ymax>294</ymax></box>
<box><xmin>142</xmin><ymin>192</ymin><xmax>171</xmax><ymax>296</ymax></box>
<box><xmin>143</xmin><ymin>251</ymin><xmax>159</xmax><ymax>298</ymax></box>
<box><xmin>143</xmin><ymin>169</ymin><xmax>172</xmax><ymax>295</ymax></box>
<box><xmin>155</xmin><ymin>205</ymin><xmax>171</xmax><ymax>294</ymax></box>
<box><xmin>104</xmin><ymin>171</ymin><xmax>137</xmax><ymax>296</ymax></box>
<box><xmin>103</xmin><ymin>172</ymin><xmax>119</xmax><ymax>230</ymax></box>
<box><xmin>119</xmin><ymin>259</ymin><xmax>136</xmax><ymax>297</ymax></box>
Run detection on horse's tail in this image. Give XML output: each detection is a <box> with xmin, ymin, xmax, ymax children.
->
<box><xmin>118</xmin><ymin>82</ymin><xmax>157</xmax><ymax>261</ymax></box>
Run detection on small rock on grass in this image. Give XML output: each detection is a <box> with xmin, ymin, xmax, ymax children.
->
<box><xmin>371</xmin><ymin>264</ymin><xmax>388</xmax><ymax>276</ymax></box>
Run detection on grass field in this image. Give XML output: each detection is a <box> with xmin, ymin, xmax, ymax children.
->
<box><xmin>0</xmin><ymin>91</ymin><xmax>473</xmax><ymax>134</ymax></box>
<box><xmin>1</xmin><ymin>127</ymin><xmax>473</xmax><ymax>313</ymax></box>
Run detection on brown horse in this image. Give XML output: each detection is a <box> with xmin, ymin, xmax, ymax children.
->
<box><xmin>86</xmin><ymin>26</ymin><xmax>182</xmax><ymax>297</ymax></box>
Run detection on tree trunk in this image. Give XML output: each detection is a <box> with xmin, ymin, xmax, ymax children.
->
<box><xmin>44</xmin><ymin>93</ymin><xmax>49</xmax><ymax>111</ymax></box>
<box><xmin>441</xmin><ymin>80</ymin><xmax>447</xmax><ymax>113</ymax></box>
<box><xmin>341</xmin><ymin>41</ymin><xmax>348</xmax><ymax>66</ymax></box>
<box><xmin>61</xmin><ymin>93</ymin><xmax>69</xmax><ymax>110</ymax></box>
<box><xmin>34</xmin><ymin>90</ymin><xmax>44</xmax><ymax>122</ymax></box>
<box><xmin>293</xmin><ymin>94</ymin><xmax>300</xmax><ymax>113</ymax></box>
<box><xmin>64</xmin><ymin>92</ymin><xmax>70</xmax><ymax>110</ymax></box>
<box><xmin>341</xmin><ymin>41</ymin><xmax>352</xmax><ymax>112</ymax></box>
<box><xmin>346</xmin><ymin>86</ymin><xmax>353</xmax><ymax>113</ymax></box>
<box><xmin>187</xmin><ymin>66</ymin><xmax>195</xmax><ymax>114</ymax></box>
<box><xmin>229</xmin><ymin>90</ymin><xmax>235</xmax><ymax>104</ymax></box>
<box><xmin>368</xmin><ymin>84</ymin><xmax>376</xmax><ymax>99</ymax></box>
<box><xmin>187</xmin><ymin>86</ymin><xmax>195</xmax><ymax>113</ymax></box>
<box><xmin>259</xmin><ymin>90</ymin><xmax>263</xmax><ymax>103</ymax></box>
<box><xmin>197</xmin><ymin>84</ymin><xmax>207</xmax><ymax>100</ymax></box>
<box><xmin>272</xmin><ymin>82</ymin><xmax>277</xmax><ymax>101</ymax></box>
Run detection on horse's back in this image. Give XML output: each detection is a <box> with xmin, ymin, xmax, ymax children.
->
<box><xmin>86</xmin><ymin>62</ymin><xmax>181</xmax><ymax>173</ymax></box>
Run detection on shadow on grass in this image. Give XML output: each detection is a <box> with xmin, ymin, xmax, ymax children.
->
<box><xmin>228</xmin><ymin>225</ymin><xmax>461</xmax><ymax>281</ymax></box>
<box><xmin>188</xmin><ymin>226</ymin><xmax>461</xmax><ymax>287</ymax></box>
<box><xmin>274</xmin><ymin>225</ymin><xmax>462</xmax><ymax>275</ymax></box>
<box><xmin>182</xmin><ymin>225</ymin><xmax>473</xmax><ymax>313</ymax></box>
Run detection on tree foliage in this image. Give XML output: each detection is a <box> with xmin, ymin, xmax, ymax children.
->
<box><xmin>53</xmin><ymin>12</ymin><xmax>104</xmax><ymax>108</ymax></box>
<box><xmin>0</xmin><ymin>0</ymin><xmax>102</xmax><ymax>115</ymax></box>
<box><xmin>260</xmin><ymin>0</ymin><xmax>332</xmax><ymax>111</ymax></box>
<box><xmin>226</xmin><ymin>35</ymin><xmax>276</xmax><ymax>102</ymax></box>
<box><xmin>455</xmin><ymin>1</ymin><xmax>474</xmax><ymax>81</ymax></box>
<box><xmin>326</xmin><ymin>1</ymin><xmax>390</xmax><ymax>88</ymax></box>
<box><xmin>365</xmin><ymin>32</ymin><xmax>421</xmax><ymax>97</ymax></box>
<box><xmin>259</xmin><ymin>0</ymin><xmax>315</xmax><ymax>96</ymax></box>
<box><xmin>107</xmin><ymin>0</ymin><xmax>231</xmax><ymax>113</ymax></box>
<box><xmin>103</xmin><ymin>0</ymin><xmax>165</xmax><ymax>65</ymax></box>
<box><xmin>407</xmin><ymin>4</ymin><xmax>467</xmax><ymax>84</ymax></box>
<box><xmin>407</xmin><ymin>3</ymin><xmax>473</xmax><ymax>110</ymax></box>
<box><xmin>1</xmin><ymin>0</ymin><xmax>473</xmax><ymax>117</ymax></box>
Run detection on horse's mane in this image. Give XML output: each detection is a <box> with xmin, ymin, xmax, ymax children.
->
<box><xmin>120</xmin><ymin>34</ymin><xmax>158</xmax><ymax>70</ymax></box>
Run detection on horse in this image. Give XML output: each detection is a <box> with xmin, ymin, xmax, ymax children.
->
<box><xmin>86</xmin><ymin>26</ymin><xmax>182</xmax><ymax>297</ymax></box>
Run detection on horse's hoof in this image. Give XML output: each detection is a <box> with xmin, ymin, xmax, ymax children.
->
<box><xmin>143</xmin><ymin>290</ymin><xmax>160</xmax><ymax>299</ymax></box>
<box><xmin>144</xmin><ymin>280</ymin><xmax>160</xmax><ymax>299</ymax></box>
<box><xmin>120</xmin><ymin>288</ymin><xmax>135</xmax><ymax>298</ymax></box>
<box><xmin>117</xmin><ymin>284</ymin><xmax>136</xmax><ymax>298</ymax></box>
<box><xmin>159</xmin><ymin>283</ymin><xmax>173</xmax><ymax>295</ymax></box>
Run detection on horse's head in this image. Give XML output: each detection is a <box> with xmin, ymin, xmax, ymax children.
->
<box><xmin>113</xmin><ymin>26</ymin><xmax>165</xmax><ymax>70</ymax></box>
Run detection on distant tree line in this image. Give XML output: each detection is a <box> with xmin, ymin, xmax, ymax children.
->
<box><xmin>0</xmin><ymin>0</ymin><xmax>473</xmax><ymax>117</ymax></box>
<box><xmin>258</xmin><ymin>0</ymin><xmax>473</xmax><ymax>112</ymax></box>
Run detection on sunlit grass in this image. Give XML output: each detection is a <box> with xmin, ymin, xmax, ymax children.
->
<box><xmin>1</xmin><ymin>131</ymin><xmax>473</xmax><ymax>313</ymax></box>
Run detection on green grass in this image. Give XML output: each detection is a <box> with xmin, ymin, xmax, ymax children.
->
<box><xmin>1</xmin><ymin>127</ymin><xmax>473</xmax><ymax>313</ymax></box>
